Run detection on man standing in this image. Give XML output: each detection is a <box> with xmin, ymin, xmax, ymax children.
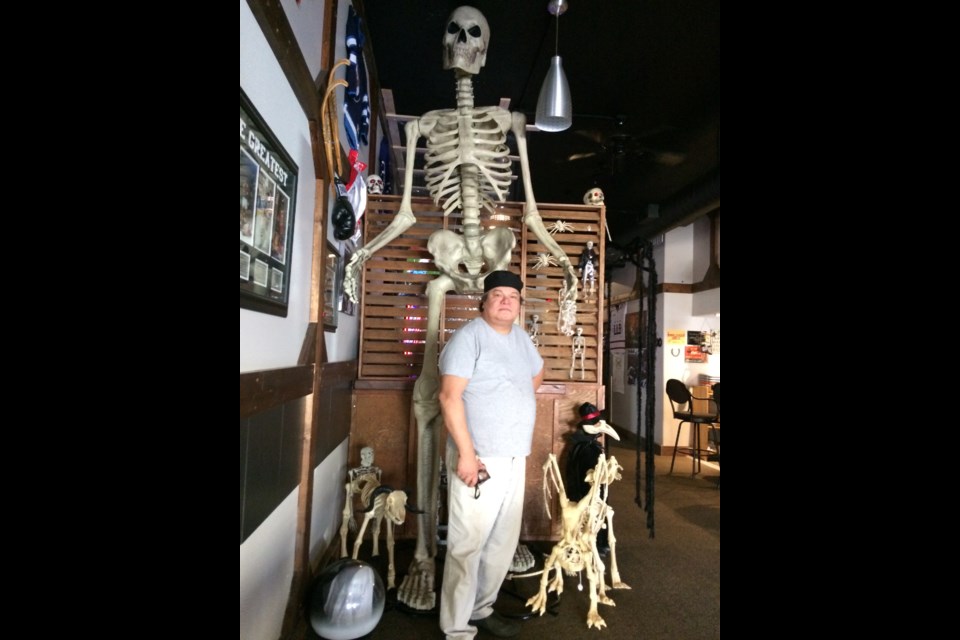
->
<box><xmin>438</xmin><ymin>270</ymin><xmax>544</xmax><ymax>639</ymax></box>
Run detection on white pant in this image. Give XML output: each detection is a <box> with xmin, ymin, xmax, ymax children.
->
<box><xmin>440</xmin><ymin>448</ymin><xmax>526</xmax><ymax>640</ymax></box>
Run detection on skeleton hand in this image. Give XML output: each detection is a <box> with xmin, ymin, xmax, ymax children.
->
<box><xmin>343</xmin><ymin>248</ymin><xmax>370</xmax><ymax>304</ymax></box>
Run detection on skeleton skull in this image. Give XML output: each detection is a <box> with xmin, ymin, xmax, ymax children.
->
<box><xmin>442</xmin><ymin>6</ymin><xmax>489</xmax><ymax>75</ymax></box>
<box><xmin>583</xmin><ymin>188</ymin><xmax>605</xmax><ymax>206</ymax></box>
<box><xmin>367</xmin><ymin>175</ymin><xmax>384</xmax><ymax>194</ymax></box>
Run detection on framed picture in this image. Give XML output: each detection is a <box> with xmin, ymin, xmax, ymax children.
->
<box><xmin>240</xmin><ymin>88</ymin><xmax>298</xmax><ymax>317</ymax></box>
<box><xmin>626</xmin><ymin>311</ymin><xmax>640</xmax><ymax>348</ymax></box>
<box><xmin>322</xmin><ymin>242</ymin><xmax>341</xmax><ymax>331</ymax></box>
<box><xmin>339</xmin><ymin>245</ymin><xmax>356</xmax><ymax>316</ymax></box>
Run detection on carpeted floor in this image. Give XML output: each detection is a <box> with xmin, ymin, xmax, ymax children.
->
<box><xmin>308</xmin><ymin>439</ymin><xmax>720</xmax><ymax>640</ymax></box>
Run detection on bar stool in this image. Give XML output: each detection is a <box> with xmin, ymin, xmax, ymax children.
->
<box><xmin>666</xmin><ymin>379</ymin><xmax>719</xmax><ymax>476</ymax></box>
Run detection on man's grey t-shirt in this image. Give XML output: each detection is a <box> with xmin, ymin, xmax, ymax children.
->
<box><xmin>439</xmin><ymin>317</ymin><xmax>544</xmax><ymax>458</ymax></box>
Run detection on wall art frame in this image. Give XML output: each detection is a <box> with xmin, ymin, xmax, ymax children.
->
<box><xmin>322</xmin><ymin>242</ymin><xmax>341</xmax><ymax>331</ymax></box>
<box><xmin>240</xmin><ymin>88</ymin><xmax>298</xmax><ymax>317</ymax></box>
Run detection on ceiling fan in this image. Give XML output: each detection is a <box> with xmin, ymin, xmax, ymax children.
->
<box><xmin>566</xmin><ymin>116</ymin><xmax>685</xmax><ymax>173</ymax></box>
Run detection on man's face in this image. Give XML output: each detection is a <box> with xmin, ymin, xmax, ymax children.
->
<box><xmin>482</xmin><ymin>286</ymin><xmax>521</xmax><ymax>325</ymax></box>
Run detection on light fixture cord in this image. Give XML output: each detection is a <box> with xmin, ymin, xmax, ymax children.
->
<box><xmin>555</xmin><ymin>13</ymin><xmax>559</xmax><ymax>55</ymax></box>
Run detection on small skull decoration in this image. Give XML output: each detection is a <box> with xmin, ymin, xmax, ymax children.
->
<box><xmin>583</xmin><ymin>188</ymin><xmax>605</xmax><ymax>206</ymax></box>
<box><xmin>367</xmin><ymin>175</ymin><xmax>384</xmax><ymax>194</ymax></box>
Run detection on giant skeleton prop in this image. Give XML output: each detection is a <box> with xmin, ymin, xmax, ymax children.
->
<box><xmin>343</xmin><ymin>6</ymin><xmax>578</xmax><ymax>610</ymax></box>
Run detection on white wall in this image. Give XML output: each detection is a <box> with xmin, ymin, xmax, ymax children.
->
<box><xmin>604</xmin><ymin>220</ymin><xmax>720</xmax><ymax>447</ymax></box>
<box><xmin>279</xmin><ymin>0</ymin><xmax>327</xmax><ymax>80</ymax></box>
<box><xmin>240</xmin><ymin>0</ymin><xmax>317</xmax><ymax>373</ymax></box>
<box><xmin>240</xmin><ymin>440</ymin><xmax>349</xmax><ymax>640</ymax></box>
<box><xmin>658</xmin><ymin>292</ymin><xmax>720</xmax><ymax>448</ymax></box>
<box><xmin>656</xmin><ymin>221</ymin><xmax>720</xmax><ymax>448</ymax></box>
<box><xmin>240</xmin><ymin>0</ymin><xmax>366</xmax><ymax>371</ymax></box>
<box><xmin>241</xmin><ymin>2</ymin><xmax>354</xmax><ymax>639</ymax></box>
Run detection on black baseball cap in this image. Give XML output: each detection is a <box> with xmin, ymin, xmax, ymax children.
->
<box><xmin>483</xmin><ymin>270</ymin><xmax>523</xmax><ymax>293</ymax></box>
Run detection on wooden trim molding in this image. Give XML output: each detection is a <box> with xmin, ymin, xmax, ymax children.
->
<box><xmin>658</xmin><ymin>282</ymin><xmax>694</xmax><ymax>294</ymax></box>
<box><xmin>245</xmin><ymin>0</ymin><xmax>319</xmax><ymax>121</ymax></box>
<box><xmin>239</xmin><ymin>365</ymin><xmax>314</xmax><ymax>419</ymax></box>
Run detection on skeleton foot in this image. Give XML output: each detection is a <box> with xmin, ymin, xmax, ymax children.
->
<box><xmin>586</xmin><ymin>611</ymin><xmax>607</xmax><ymax>630</ymax></box>
<box><xmin>525</xmin><ymin>590</ymin><xmax>550</xmax><ymax>616</ymax></box>
<box><xmin>396</xmin><ymin>558</ymin><xmax>436</xmax><ymax>610</ymax></box>
<box><xmin>548</xmin><ymin>571</ymin><xmax>564</xmax><ymax>596</ymax></box>
<box><xmin>511</xmin><ymin>544</ymin><xmax>535</xmax><ymax>572</ymax></box>
<box><xmin>611</xmin><ymin>580</ymin><xmax>631</xmax><ymax>590</ymax></box>
<box><xmin>599</xmin><ymin>593</ymin><xmax>615</xmax><ymax>606</ymax></box>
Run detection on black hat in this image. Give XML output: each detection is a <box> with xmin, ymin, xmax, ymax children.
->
<box><xmin>483</xmin><ymin>271</ymin><xmax>523</xmax><ymax>293</ymax></box>
<box><xmin>579</xmin><ymin>402</ymin><xmax>602</xmax><ymax>426</ymax></box>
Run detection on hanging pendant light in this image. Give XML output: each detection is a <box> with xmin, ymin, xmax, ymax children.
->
<box><xmin>536</xmin><ymin>1</ymin><xmax>572</xmax><ymax>132</ymax></box>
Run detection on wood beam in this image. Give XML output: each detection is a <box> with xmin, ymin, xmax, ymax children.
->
<box><xmin>240</xmin><ymin>365</ymin><xmax>314</xmax><ymax>419</ymax></box>
<box><xmin>245</xmin><ymin>0</ymin><xmax>319</xmax><ymax>121</ymax></box>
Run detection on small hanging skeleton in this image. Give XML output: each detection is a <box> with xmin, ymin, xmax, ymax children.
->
<box><xmin>342</xmin><ymin>6</ymin><xmax>578</xmax><ymax>610</ymax></box>
<box><xmin>528</xmin><ymin>313</ymin><xmax>542</xmax><ymax>348</ymax></box>
<box><xmin>526</xmin><ymin>453</ymin><xmax>630</xmax><ymax>630</ymax></box>
<box><xmin>570</xmin><ymin>326</ymin><xmax>586</xmax><ymax>380</ymax></box>
<box><xmin>578</xmin><ymin>241</ymin><xmax>598</xmax><ymax>300</ymax></box>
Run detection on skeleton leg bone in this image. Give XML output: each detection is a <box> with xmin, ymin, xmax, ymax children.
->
<box><xmin>351</xmin><ymin>511</ymin><xmax>375</xmax><ymax>560</ymax></box>
<box><xmin>371</xmin><ymin>512</ymin><xmax>382</xmax><ymax>557</ymax></box>
<box><xmin>339</xmin><ymin>482</ymin><xmax>354</xmax><ymax>558</ymax></box>
<box><xmin>584</xmin><ymin>556</ymin><xmax>607</xmax><ymax>630</ymax></box>
<box><xmin>396</xmin><ymin>275</ymin><xmax>455</xmax><ymax>611</ymax></box>
<box><xmin>386</xmin><ymin>518</ymin><xmax>397</xmax><ymax>590</ymax></box>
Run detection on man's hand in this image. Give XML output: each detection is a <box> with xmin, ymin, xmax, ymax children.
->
<box><xmin>457</xmin><ymin>455</ymin><xmax>483</xmax><ymax>487</ymax></box>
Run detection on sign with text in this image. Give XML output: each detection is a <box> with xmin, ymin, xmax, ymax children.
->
<box><xmin>240</xmin><ymin>88</ymin><xmax>298</xmax><ymax>317</ymax></box>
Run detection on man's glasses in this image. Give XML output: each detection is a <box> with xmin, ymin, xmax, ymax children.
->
<box><xmin>474</xmin><ymin>468</ymin><xmax>490</xmax><ymax>499</ymax></box>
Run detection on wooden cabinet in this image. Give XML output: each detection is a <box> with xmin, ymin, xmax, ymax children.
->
<box><xmin>352</xmin><ymin>381</ymin><xmax>603</xmax><ymax>541</ymax></box>
<box><xmin>524</xmin><ymin>383</ymin><xmax>606</xmax><ymax>540</ymax></box>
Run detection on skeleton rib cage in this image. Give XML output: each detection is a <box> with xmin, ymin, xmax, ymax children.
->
<box><xmin>421</xmin><ymin>108</ymin><xmax>514</xmax><ymax>216</ymax></box>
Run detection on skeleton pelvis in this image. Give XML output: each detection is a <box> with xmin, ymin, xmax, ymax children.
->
<box><xmin>427</xmin><ymin>227</ymin><xmax>516</xmax><ymax>287</ymax></box>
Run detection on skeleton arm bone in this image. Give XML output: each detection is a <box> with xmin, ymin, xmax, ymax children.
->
<box><xmin>343</xmin><ymin>119</ymin><xmax>422</xmax><ymax>303</ymax></box>
<box><xmin>511</xmin><ymin>112</ymin><xmax>579</xmax><ymax>301</ymax></box>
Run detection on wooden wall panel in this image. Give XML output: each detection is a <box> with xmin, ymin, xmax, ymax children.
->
<box><xmin>350</xmin><ymin>385</ymin><xmax>416</xmax><ymax>538</ymax></box>
<box><xmin>521</xmin><ymin>383</ymin><xmax>605</xmax><ymax>541</ymax></box>
<box><xmin>358</xmin><ymin>196</ymin><xmax>605</xmax><ymax>384</ymax></box>
<box><xmin>239</xmin><ymin>361</ymin><xmax>356</xmax><ymax>544</ymax></box>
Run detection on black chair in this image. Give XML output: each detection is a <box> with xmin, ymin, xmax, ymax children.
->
<box><xmin>707</xmin><ymin>383</ymin><xmax>721</xmax><ymax>461</ymax></box>
<box><xmin>666</xmin><ymin>379</ymin><xmax>720</xmax><ymax>476</ymax></box>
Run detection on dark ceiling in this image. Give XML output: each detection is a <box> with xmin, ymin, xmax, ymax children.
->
<box><xmin>360</xmin><ymin>0</ymin><xmax>720</xmax><ymax>242</ymax></box>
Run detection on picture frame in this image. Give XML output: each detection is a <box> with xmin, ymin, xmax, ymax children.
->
<box><xmin>322</xmin><ymin>242</ymin><xmax>341</xmax><ymax>331</ymax></box>
<box><xmin>240</xmin><ymin>88</ymin><xmax>298</xmax><ymax>317</ymax></box>
<box><xmin>338</xmin><ymin>245</ymin><xmax>356</xmax><ymax>316</ymax></box>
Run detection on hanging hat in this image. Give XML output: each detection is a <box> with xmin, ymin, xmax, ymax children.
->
<box><xmin>579</xmin><ymin>402</ymin><xmax>601</xmax><ymax>426</ymax></box>
<box><xmin>483</xmin><ymin>271</ymin><xmax>523</xmax><ymax>293</ymax></box>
